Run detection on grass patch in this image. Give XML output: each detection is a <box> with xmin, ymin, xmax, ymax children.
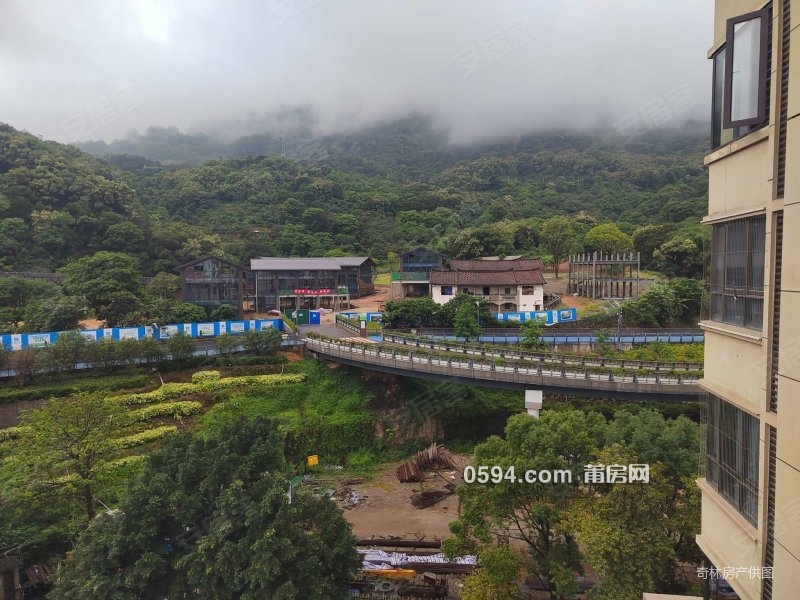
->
<box><xmin>201</xmin><ymin>360</ymin><xmax>375</xmax><ymax>463</ymax></box>
<box><xmin>374</xmin><ymin>272</ymin><xmax>391</xmax><ymax>285</ymax></box>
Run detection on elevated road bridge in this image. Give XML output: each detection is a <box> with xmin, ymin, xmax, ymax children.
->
<box><xmin>305</xmin><ymin>337</ymin><xmax>701</xmax><ymax>401</ymax></box>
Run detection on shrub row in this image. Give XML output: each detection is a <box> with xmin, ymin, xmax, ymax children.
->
<box><xmin>116</xmin><ymin>383</ymin><xmax>198</xmax><ymax>405</ymax></box>
<box><xmin>111</xmin><ymin>426</ymin><xmax>179</xmax><ymax>450</ymax></box>
<box><xmin>0</xmin><ymin>427</ymin><xmax>20</xmax><ymax>443</ymax></box>
<box><xmin>115</xmin><ymin>374</ymin><xmax>307</xmax><ymax>405</ymax></box>
<box><xmin>0</xmin><ymin>373</ymin><xmax>151</xmax><ymax>404</ymax></box>
<box><xmin>191</xmin><ymin>370</ymin><xmax>222</xmax><ymax>384</ymax></box>
<box><xmin>123</xmin><ymin>401</ymin><xmax>203</xmax><ymax>425</ymax></box>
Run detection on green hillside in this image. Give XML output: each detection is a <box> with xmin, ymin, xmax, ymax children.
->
<box><xmin>2</xmin><ymin>117</ymin><xmax>708</xmax><ymax>276</ymax></box>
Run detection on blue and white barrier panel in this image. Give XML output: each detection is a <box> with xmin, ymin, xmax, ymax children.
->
<box><xmin>0</xmin><ymin>319</ymin><xmax>285</xmax><ymax>351</ymax></box>
<box><xmin>338</xmin><ymin>312</ymin><xmax>383</xmax><ymax>323</ymax></box>
<box><xmin>494</xmin><ymin>308</ymin><xmax>577</xmax><ymax>325</ymax></box>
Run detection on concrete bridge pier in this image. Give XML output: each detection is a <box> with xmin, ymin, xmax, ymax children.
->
<box><xmin>525</xmin><ymin>390</ymin><xmax>543</xmax><ymax>418</ymax></box>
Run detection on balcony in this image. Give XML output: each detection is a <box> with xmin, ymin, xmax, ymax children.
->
<box><xmin>474</xmin><ymin>294</ymin><xmax>518</xmax><ymax>303</ymax></box>
<box><xmin>184</xmin><ymin>275</ymin><xmax>240</xmax><ymax>283</ymax></box>
<box><xmin>391</xmin><ymin>272</ymin><xmax>430</xmax><ymax>282</ymax></box>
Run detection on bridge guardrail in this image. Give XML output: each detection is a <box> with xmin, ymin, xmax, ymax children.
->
<box><xmin>305</xmin><ymin>338</ymin><xmax>700</xmax><ymax>396</ymax></box>
<box><xmin>335</xmin><ymin>313</ymin><xmax>361</xmax><ymax>334</ymax></box>
<box><xmin>380</xmin><ymin>333</ymin><xmax>703</xmax><ymax>373</ymax></box>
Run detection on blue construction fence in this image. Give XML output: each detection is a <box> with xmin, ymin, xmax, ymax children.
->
<box><xmin>0</xmin><ymin>319</ymin><xmax>285</xmax><ymax>351</ymax></box>
<box><xmin>493</xmin><ymin>307</ymin><xmax>577</xmax><ymax>325</ymax></box>
<box><xmin>338</xmin><ymin>312</ymin><xmax>384</xmax><ymax>324</ymax></box>
<box><xmin>335</xmin><ymin>308</ymin><xmax>577</xmax><ymax>327</ymax></box>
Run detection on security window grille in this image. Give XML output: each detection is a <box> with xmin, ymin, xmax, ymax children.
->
<box><xmin>705</xmin><ymin>394</ymin><xmax>760</xmax><ymax>526</ymax></box>
<box><xmin>709</xmin><ymin>215</ymin><xmax>765</xmax><ymax>329</ymax></box>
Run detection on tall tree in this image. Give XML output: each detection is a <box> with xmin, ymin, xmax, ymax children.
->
<box><xmin>540</xmin><ymin>216</ymin><xmax>577</xmax><ymax>279</ymax></box>
<box><xmin>61</xmin><ymin>252</ymin><xmax>143</xmax><ymax>321</ymax></box>
<box><xmin>0</xmin><ymin>392</ymin><xmax>121</xmax><ymax>550</ymax></box>
<box><xmin>0</xmin><ymin>277</ymin><xmax>61</xmax><ymax>329</ymax></box>
<box><xmin>567</xmin><ymin>447</ymin><xmax>682</xmax><ymax>600</ymax></box>
<box><xmin>454</xmin><ymin>301</ymin><xmax>482</xmax><ymax>342</ymax></box>
<box><xmin>653</xmin><ymin>236</ymin><xmax>703</xmax><ymax>278</ymax></box>
<box><xmin>21</xmin><ymin>295</ymin><xmax>87</xmax><ymax>332</ymax></box>
<box><xmin>445</xmin><ymin>410</ymin><xmax>605</xmax><ymax>600</ymax></box>
<box><xmin>50</xmin><ymin>418</ymin><xmax>361</xmax><ymax>600</ymax></box>
<box><xmin>583</xmin><ymin>223</ymin><xmax>633</xmax><ymax>255</ymax></box>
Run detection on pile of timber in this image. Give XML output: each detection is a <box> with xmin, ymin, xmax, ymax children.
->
<box><xmin>396</xmin><ymin>443</ymin><xmax>457</xmax><ymax>483</ymax></box>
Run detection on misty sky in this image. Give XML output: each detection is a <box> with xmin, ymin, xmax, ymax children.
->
<box><xmin>1</xmin><ymin>0</ymin><xmax>713</xmax><ymax>144</ymax></box>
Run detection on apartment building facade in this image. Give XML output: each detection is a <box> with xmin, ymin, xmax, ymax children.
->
<box><xmin>695</xmin><ymin>2</ymin><xmax>799</xmax><ymax>599</ymax></box>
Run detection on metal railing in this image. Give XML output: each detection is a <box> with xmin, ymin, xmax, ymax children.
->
<box><xmin>380</xmin><ymin>333</ymin><xmax>703</xmax><ymax>372</ymax></box>
<box><xmin>390</xmin><ymin>272</ymin><xmax>430</xmax><ymax>282</ymax></box>
<box><xmin>543</xmin><ymin>293</ymin><xmax>561</xmax><ymax>310</ymax></box>
<box><xmin>305</xmin><ymin>338</ymin><xmax>700</xmax><ymax>397</ymax></box>
<box><xmin>335</xmin><ymin>313</ymin><xmax>361</xmax><ymax>334</ymax></box>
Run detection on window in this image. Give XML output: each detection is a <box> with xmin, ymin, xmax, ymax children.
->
<box><xmin>711</xmin><ymin>6</ymin><xmax>771</xmax><ymax>148</ymax></box>
<box><xmin>441</xmin><ymin>285</ymin><xmax>453</xmax><ymax>296</ymax></box>
<box><xmin>483</xmin><ymin>286</ymin><xmax>491</xmax><ymax>295</ymax></box>
<box><xmin>705</xmin><ymin>395</ymin><xmax>760</xmax><ymax>526</ymax></box>
<box><xmin>521</xmin><ymin>286</ymin><xmax>534</xmax><ymax>295</ymax></box>
<box><xmin>504</xmin><ymin>287</ymin><xmax>512</xmax><ymax>295</ymax></box>
<box><xmin>724</xmin><ymin>9</ymin><xmax>769</xmax><ymax>128</ymax></box>
<box><xmin>710</xmin><ymin>215</ymin><xmax>765</xmax><ymax>329</ymax></box>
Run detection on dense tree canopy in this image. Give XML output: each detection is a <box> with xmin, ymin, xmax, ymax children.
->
<box><xmin>445</xmin><ymin>408</ymin><xmax>701</xmax><ymax>599</ymax></box>
<box><xmin>51</xmin><ymin>417</ymin><xmax>360</xmax><ymax>600</ymax></box>
<box><xmin>1</xmin><ymin>120</ymin><xmax>707</xmax><ymax>275</ymax></box>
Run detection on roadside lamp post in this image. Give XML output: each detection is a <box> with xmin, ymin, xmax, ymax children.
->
<box><xmin>475</xmin><ymin>301</ymin><xmax>481</xmax><ymax>326</ymax></box>
<box><xmin>616</xmin><ymin>309</ymin><xmax>622</xmax><ymax>350</ymax></box>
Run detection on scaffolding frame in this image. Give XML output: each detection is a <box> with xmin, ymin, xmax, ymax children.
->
<box><xmin>567</xmin><ymin>251</ymin><xmax>642</xmax><ymax>299</ymax></box>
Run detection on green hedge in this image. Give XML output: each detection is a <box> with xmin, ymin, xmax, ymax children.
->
<box><xmin>0</xmin><ymin>373</ymin><xmax>151</xmax><ymax>404</ymax></box>
<box><xmin>115</xmin><ymin>374</ymin><xmax>306</xmax><ymax>405</ymax></box>
<box><xmin>110</xmin><ymin>426</ymin><xmax>178</xmax><ymax>450</ymax></box>
<box><xmin>123</xmin><ymin>401</ymin><xmax>203</xmax><ymax>425</ymax></box>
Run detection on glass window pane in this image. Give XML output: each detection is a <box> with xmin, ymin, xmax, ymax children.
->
<box><xmin>730</xmin><ymin>17</ymin><xmax>763</xmax><ymax>122</ymax></box>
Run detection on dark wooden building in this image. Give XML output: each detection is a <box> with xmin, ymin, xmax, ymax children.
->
<box><xmin>249</xmin><ymin>257</ymin><xmax>375</xmax><ymax>312</ymax></box>
<box><xmin>174</xmin><ymin>256</ymin><xmax>249</xmax><ymax>317</ymax></box>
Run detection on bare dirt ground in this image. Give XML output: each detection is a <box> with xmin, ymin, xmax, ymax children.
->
<box><xmin>78</xmin><ymin>318</ymin><xmax>104</xmax><ymax>329</ymax></box>
<box><xmin>335</xmin><ymin>454</ymin><xmax>471</xmax><ymax>540</ymax></box>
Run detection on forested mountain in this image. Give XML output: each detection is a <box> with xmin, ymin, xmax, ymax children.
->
<box><xmin>1</xmin><ymin>117</ymin><xmax>709</xmax><ymax>276</ymax></box>
<box><xmin>0</xmin><ymin>124</ymin><xmax>147</xmax><ymax>270</ymax></box>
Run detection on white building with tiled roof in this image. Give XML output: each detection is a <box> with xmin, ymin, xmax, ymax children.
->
<box><xmin>430</xmin><ymin>259</ymin><xmax>546</xmax><ymax>312</ymax></box>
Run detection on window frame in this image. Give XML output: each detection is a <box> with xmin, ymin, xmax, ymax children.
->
<box><xmin>709</xmin><ymin>215</ymin><xmax>765</xmax><ymax>330</ymax></box>
<box><xmin>723</xmin><ymin>8</ymin><xmax>769</xmax><ymax>129</ymax></box>
<box><xmin>705</xmin><ymin>394</ymin><xmax>760</xmax><ymax>526</ymax></box>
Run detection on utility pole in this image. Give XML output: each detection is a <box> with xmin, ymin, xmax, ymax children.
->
<box><xmin>616</xmin><ymin>309</ymin><xmax>623</xmax><ymax>350</ymax></box>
